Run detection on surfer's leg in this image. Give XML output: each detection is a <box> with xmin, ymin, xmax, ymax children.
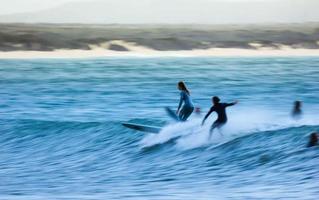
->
<box><xmin>179</xmin><ymin>107</ymin><xmax>194</xmax><ymax>121</ymax></box>
<box><xmin>217</xmin><ymin>123</ymin><xmax>226</xmax><ymax>136</ymax></box>
<box><xmin>209</xmin><ymin>121</ymin><xmax>226</xmax><ymax>138</ymax></box>
<box><xmin>181</xmin><ymin>107</ymin><xmax>194</xmax><ymax>121</ymax></box>
<box><xmin>178</xmin><ymin>107</ymin><xmax>185</xmax><ymax>121</ymax></box>
<box><xmin>209</xmin><ymin>121</ymin><xmax>219</xmax><ymax>138</ymax></box>
<box><xmin>216</xmin><ymin>122</ymin><xmax>226</xmax><ymax>136</ymax></box>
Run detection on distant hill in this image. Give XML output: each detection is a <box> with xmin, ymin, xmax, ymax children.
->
<box><xmin>0</xmin><ymin>0</ymin><xmax>318</xmax><ymax>24</ymax></box>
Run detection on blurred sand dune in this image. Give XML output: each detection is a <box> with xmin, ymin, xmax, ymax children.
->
<box><xmin>1</xmin><ymin>23</ymin><xmax>319</xmax><ymax>58</ymax></box>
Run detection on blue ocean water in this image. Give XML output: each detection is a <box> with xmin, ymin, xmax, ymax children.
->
<box><xmin>0</xmin><ymin>57</ymin><xmax>318</xmax><ymax>199</ymax></box>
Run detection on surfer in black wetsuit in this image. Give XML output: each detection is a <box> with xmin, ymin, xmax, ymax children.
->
<box><xmin>292</xmin><ymin>100</ymin><xmax>302</xmax><ymax>120</ymax></box>
<box><xmin>202</xmin><ymin>96</ymin><xmax>238</xmax><ymax>137</ymax></box>
<box><xmin>307</xmin><ymin>132</ymin><xmax>318</xmax><ymax>147</ymax></box>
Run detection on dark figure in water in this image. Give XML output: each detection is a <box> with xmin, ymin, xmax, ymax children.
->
<box><xmin>292</xmin><ymin>100</ymin><xmax>302</xmax><ymax>119</ymax></box>
<box><xmin>202</xmin><ymin>96</ymin><xmax>238</xmax><ymax>137</ymax></box>
<box><xmin>195</xmin><ymin>107</ymin><xmax>201</xmax><ymax>115</ymax></box>
<box><xmin>176</xmin><ymin>81</ymin><xmax>194</xmax><ymax>121</ymax></box>
<box><xmin>307</xmin><ymin>132</ymin><xmax>318</xmax><ymax>147</ymax></box>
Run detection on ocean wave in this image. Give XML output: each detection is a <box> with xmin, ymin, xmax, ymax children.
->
<box><xmin>141</xmin><ymin>107</ymin><xmax>319</xmax><ymax>150</ymax></box>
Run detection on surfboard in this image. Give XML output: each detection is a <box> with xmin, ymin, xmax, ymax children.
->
<box><xmin>123</xmin><ymin>107</ymin><xmax>180</xmax><ymax>133</ymax></box>
<box><xmin>122</xmin><ymin>122</ymin><xmax>162</xmax><ymax>133</ymax></box>
<box><xmin>165</xmin><ymin>107</ymin><xmax>180</xmax><ymax>121</ymax></box>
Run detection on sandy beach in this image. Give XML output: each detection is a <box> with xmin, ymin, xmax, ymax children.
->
<box><xmin>1</xmin><ymin>47</ymin><xmax>319</xmax><ymax>59</ymax></box>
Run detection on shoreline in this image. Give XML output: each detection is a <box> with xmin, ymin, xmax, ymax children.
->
<box><xmin>1</xmin><ymin>48</ymin><xmax>319</xmax><ymax>59</ymax></box>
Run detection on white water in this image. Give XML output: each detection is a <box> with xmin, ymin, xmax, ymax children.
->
<box><xmin>141</xmin><ymin>106</ymin><xmax>319</xmax><ymax>150</ymax></box>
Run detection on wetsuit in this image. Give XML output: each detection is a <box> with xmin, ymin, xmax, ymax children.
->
<box><xmin>292</xmin><ymin>109</ymin><xmax>302</xmax><ymax>120</ymax></box>
<box><xmin>177</xmin><ymin>91</ymin><xmax>194</xmax><ymax>121</ymax></box>
<box><xmin>203</xmin><ymin>102</ymin><xmax>235</xmax><ymax>133</ymax></box>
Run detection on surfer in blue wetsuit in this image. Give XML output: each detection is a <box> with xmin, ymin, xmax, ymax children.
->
<box><xmin>202</xmin><ymin>96</ymin><xmax>238</xmax><ymax>136</ymax></box>
<box><xmin>176</xmin><ymin>81</ymin><xmax>194</xmax><ymax>121</ymax></box>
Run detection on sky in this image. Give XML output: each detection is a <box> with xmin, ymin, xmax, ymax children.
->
<box><xmin>0</xmin><ymin>0</ymin><xmax>80</xmax><ymax>14</ymax></box>
<box><xmin>0</xmin><ymin>0</ymin><xmax>318</xmax><ymax>24</ymax></box>
<box><xmin>0</xmin><ymin>0</ymin><xmax>286</xmax><ymax>15</ymax></box>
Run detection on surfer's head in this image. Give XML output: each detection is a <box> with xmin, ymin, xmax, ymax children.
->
<box><xmin>212</xmin><ymin>96</ymin><xmax>220</xmax><ymax>105</ymax></box>
<box><xmin>178</xmin><ymin>81</ymin><xmax>190</xmax><ymax>95</ymax></box>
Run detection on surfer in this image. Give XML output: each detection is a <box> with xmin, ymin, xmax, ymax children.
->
<box><xmin>307</xmin><ymin>132</ymin><xmax>318</xmax><ymax>147</ymax></box>
<box><xmin>292</xmin><ymin>100</ymin><xmax>302</xmax><ymax>119</ymax></box>
<box><xmin>195</xmin><ymin>107</ymin><xmax>201</xmax><ymax>115</ymax></box>
<box><xmin>176</xmin><ymin>81</ymin><xmax>194</xmax><ymax>121</ymax></box>
<box><xmin>202</xmin><ymin>96</ymin><xmax>238</xmax><ymax>136</ymax></box>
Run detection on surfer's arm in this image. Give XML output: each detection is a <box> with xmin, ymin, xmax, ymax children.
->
<box><xmin>177</xmin><ymin>93</ymin><xmax>184</xmax><ymax>113</ymax></box>
<box><xmin>202</xmin><ymin>107</ymin><xmax>214</xmax><ymax>125</ymax></box>
<box><xmin>225</xmin><ymin>100</ymin><xmax>238</xmax><ymax>107</ymax></box>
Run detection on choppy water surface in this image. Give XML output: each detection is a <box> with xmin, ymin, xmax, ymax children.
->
<box><xmin>0</xmin><ymin>57</ymin><xmax>318</xmax><ymax>199</ymax></box>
